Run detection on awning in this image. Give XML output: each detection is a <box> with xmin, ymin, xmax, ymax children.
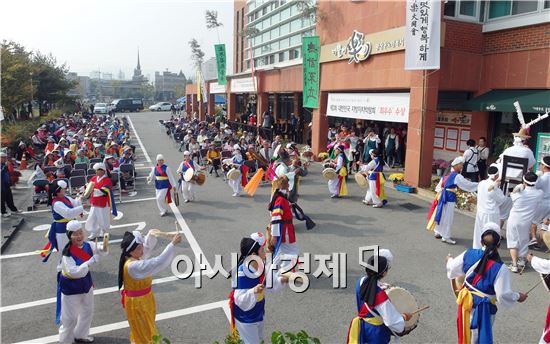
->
<box><xmin>176</xmin><ymin>97</ymin><xmax>186</xmax><ymax>104</ymax></box>
<box><xmin>204</xmin><ymin>95</ymin><xmax>227</xmax><ymax>104</ymax></box>
<box><xmin>463</xmin><ymin>90</ymin><xmax>550</xmax><ymax>113</ymax></box>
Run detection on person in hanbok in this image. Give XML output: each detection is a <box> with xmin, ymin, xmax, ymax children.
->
<box><xmin>58</xmin><ymin>220</ymin><xmax>107</xmax><ymax>344</ymax></box>
<box><xmin>527</xmin><ymin>253</ymin><xmax>550</xmax><ymax>343</ymax></box>
<box><xmin>228</xmin><ymin>146</ymin><xmax>247</xmax><ymax>197</ymax></box>
<box><xmin>147</xmin><ymin>154</ymin><xmax>178</xmax><ymax>215</ymax></box>
<box><xmin>346</xmin><ymin>249</ymin><xmax>411</xmax><ymax>343</ymax></box>
<box><xmin>118</xmin><ymin>230</ymin><xmax>182</xmax><ymax>344</ymax></box>
<box><xmin>472</xmin><ymin>164</ymin><xmax>509</xmax><ymax>248</ymax></box>
<box><xmin>272</xmin><ymin>150</ymin><xmax>295</xmax><ymax>195</ymax></box>
<box><xmin>328</xmin><ymin>145</ymin><xmax>348</xmax><ymax>198</ymax></box>
<box><xmin>85</xmin><ymin>163</ymin><xmax>116</xmax><ymax>240</ymax></box>
<box><xmin>530</xmin><ymin>156</ymin><xmax>550</xmax><ymax>247</ymax></box>
<box><xmin>360</xmin><ymin>149</ymin><xmax>387</xmax><ymax>208</ymax></box>
<box><xmin>447</xmin><ymin>224</ymin><xmax>527</xmax><ymax>343</ymax></box>
<box><xmin>427</xmin><ymin>157</ymin><xmax>478</xmax><ymax>245</ymax></box>
<box><xmin>229</xmin><ymin>232</ymin><xmax>288</xmax><ymax>344</ymax></box>
<box><xmin>506</xmin><ymin>172</ymin><xmax>543</xmax><ymax>272</ymax></box>
<box><xmin>176</xmin><ymin>151</ymin><xmax>203</xmax><ymax>203</ymax></box>
<box><xmin>41</xmin><ymin>180</ymin><xmax>85</xmax><ymax>269</ymax></box>
<box><xmin>268</xmin><ymin>175</ymin><xmax>299</xmax><ymax>270</ymax></box>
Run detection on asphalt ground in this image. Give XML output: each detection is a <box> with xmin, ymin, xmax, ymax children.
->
<box><xmin>1</xmin><ymin>111</ymin><xmax>547</xmax><ymax>344</ymax></box>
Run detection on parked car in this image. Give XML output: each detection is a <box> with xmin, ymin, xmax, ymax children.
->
<box><xmin>149</xmin><ymin>102</ymin><xmax>172</xmax><ymax>111</ymax></box>
<box><xmin>93</xmin><ymin>103</ymin><xmax>108</xmax><ymax>114</ymax></box>
<box><xmin>110</xmin><ymin>98</ymin><xmax>143</xmax><ymax>112</ymax></box>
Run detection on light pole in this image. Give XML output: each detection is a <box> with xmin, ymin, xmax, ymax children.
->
<box><xmin>30</xmin><ymin>71</ymin><xmax>34</xmax><ymax>118</ymax></box>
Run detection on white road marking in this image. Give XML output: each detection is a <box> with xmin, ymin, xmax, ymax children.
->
<box><xmin>0</xmin><ymin>239</ymin><xmax>124</xmax><ymax>261</ymax></box>
<box><xmin>32</xmin><ymin>224</ymin><xmax>51</xmax><ymax>232</ymax></box>
<box><xmin>127</xmin><ymin>116</ymin><xmax>152</xmax><ymax>164</ymax></box>
<box><xmin>13</xmin><ymin>300</ymin><xmax>229</xmax><ymax>344</ymax></box>
<box><xmin>1</xmin><ymin>270</ymin><xmax>212</xmax><ymax>313</ymax></box>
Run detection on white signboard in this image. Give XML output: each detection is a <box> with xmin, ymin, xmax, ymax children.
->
<box><xmin>209</xmin><ymin>82</ymin><xmax>226</xmax><ymax>94</ymax></box>
<box><xmin>405</xmin><ymin>0</ymin><xmax>441</xmax><ymax>70</ymax></box>
<box><xmin>230</xmin><ymin>77</ymin><xmax>257</xmax><ymax>93</ymax></box>
<box><xmin>327</xmin><ymin>93</ymin><xmax>410</xmax><ymax>123</ymax></box>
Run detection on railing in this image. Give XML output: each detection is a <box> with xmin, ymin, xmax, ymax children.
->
<box><xmin>227</xmin><ymin>121</ymin><xmax>274</xmax><ymax>141</ymax></box>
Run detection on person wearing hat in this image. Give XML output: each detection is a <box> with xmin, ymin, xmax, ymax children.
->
<box><xmin>1</xmin><ymin>152</ymin><xmax>20</xmax><ymax>217</ymax></box>
<box><xmin>58</xmin><ymin>220</ymin><xmax>106</xmax><ymax>344</ymax></box>
<box><xmin>268</xmin><ymin>175</ymin><xmax>299</xmax><ymax>268</ymax></box>
<box><xmin>85</xmin><ymin>163</ymin><xmax>115</xmax><ymax>240</ymax></box>
<box><xmin>472</xmin><ymin>164</ymin><xmax>510</xmax><ymax>249</ymax></box>
<box><xmin>327</xmin><ymin>144</ymin><xmax>348</xmax><ymax>198</ymax></box>
<box><xmin>229</xmin><ymin>232</ymin><xmax>289</xmax><ymax>344</ymax></box>
<box><xmin>147</xmin><ymin>154</ymin><xmax>178</xmax><ymax>215</ymax></box>
<box><xmin>359</xmin><ymin>149</ymin><xmax>387</xmax><ymax>208</ymax></box>
<box><xmin>447</xmin><ymin>224</ymin><xmax>527</xmax><ymax>343</ymax></box>
<box><xmin>75</xmin><ymin>149</ymin><xmax>90</xmax><ymax>166</ymax></box>
<box><xmin>273</xmin><ymin>150</ymin><xmax>295</xmax><ymax>195</ymax></box>
<box><xmin>118</xmin><ymin>230</ymin><xmax>182</xmax><ymax>344</ymax></box>
<box><xmin>206</xmin><ymin>144</ymin><xmax>222</xmax><ymax>177</ymax></box>
<box><xmin>228</xmin><ymin>146</ymin><xmax>247</xmax><ymax>197</ymax></box>
<box><xmin>176</xmin><ymin>151</ymin><xmax>201</xmax><ymax>203</ymax></box>
<box><xmin>427</xmin><ymin>156</ymin><xmax>478</xmax><ymax>245</ymax></box>
<box><xmin>347</xmin><ymin>249</ymin><xmax>411</xmax><ymax>343</ymax></box>
<box><xmin>40</xmin><ymin>180</ymin><xmax>84</xmax><ymax>268</ymax></box>
<box><xmin>506</xmin><ymin>172</ymin><xmax>543</xmax><ymax>272</ymax></box>
<box><xmin>498</xmin><ymin>129</ymin><xmax>536</xmax><ymax>180</ymax></box>
<box><xmin>529</xmin><ymin>156</ymin><xmax>550</xmax><ymax>248</ymax></box>
<box><xmin>527</xmin><ymin>252</ymin><xmax>550</xmax><ymax>343</ymax></box>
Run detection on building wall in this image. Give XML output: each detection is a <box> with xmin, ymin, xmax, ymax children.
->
<box><xmin>260</xmin><ymin>65</ymin><xmax>302</xmax><ymax>93</ymax></box>
<box><xmin>234</xmin><ymin>0</ymin><xmax>247</xmax><ymax>74</ymax></box>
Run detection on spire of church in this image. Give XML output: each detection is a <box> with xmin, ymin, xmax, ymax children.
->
<box><xmin>137</xmin><ymin>49</ymin><xmax>141</xmax><ymax>70</ymax></box>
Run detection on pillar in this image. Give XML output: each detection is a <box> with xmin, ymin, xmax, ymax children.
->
<box><xmin>185</xmin><ymin>95</ymin><xmax>191</xmax><ymax>114</ymax></box>
<box><xmin>257</xmin><ymin>92</ymin><xmax>268</xmax><ymax>126</ymax></box>
<box><xmin>207</xmin><ymin>93</ymin><xmax>215</xmax><ymax>117</ymax></box>
<box><xmin>227</xmin><ymin>93</ymin><xmax>237</xmax><ymax>122</ymax></box>
<box><xmin>191</xmin><ymin>94</ymin><xmax>198</xmax><ymax>115</ymax></box>
<box><xmin>293</xmin><ymin>92</ymin><xmax>300</xmax><ymax>116</ymax></box>
<box><xmin>404</xmin><ymin>70</ymin><xmax>440</xmax><ymax>188</ymax></box>
<box><xmin>273</xmin><ymin>95</ymin><xmax>279</xmax><ymax>121</ymax></box>
<box><xmin>311</xmin><ymin>92</ymin><xmax>328</xmax><ymax>158</ymax></box>
<box><xmin>198</xmin><ymin>95</ymin><xmax>205</xmax><ymax>122</ymax></box>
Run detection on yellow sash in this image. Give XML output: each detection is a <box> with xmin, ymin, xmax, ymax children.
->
<box><xmin>456</xmin><ymin>288</ymin><xmax>496</xmax><ymax>344</ymax></box>
<box><xmin>347</xmin><ymin>316</ymin><xmax>384</xmax><ymax>344</ymax></box>
<box><xmin>155</xmin><ymin>176</ymin><xmax>168</xmax><ymax>180</ymax></box>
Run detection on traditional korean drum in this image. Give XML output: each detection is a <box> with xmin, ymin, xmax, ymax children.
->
<box><xmin>193</xmin><ymin>171</ymin><xmax>206</xmax><ymax>185</ymax></box>
<box><xmin>451</xmin><ymin>275</ymin><xmax>465</xmax><ymax>298</ymax></box>
<box><xmin>354</xmin><ymin>172</ymin><xmax>368</xmax><ymax>187</ymax></box>
<box><xmin>322</xmin><ymin>168</ymin><xmax>337</xmax><ymax>181</ymax></box>
<box><xmin>386</xmin><ymin>286</ymin><xmax>420</xmax><ymax>336</ymax></box>
<box><xmin>227</xmin><ymin>168</ymin><xmax>241</xmax><ymax>181</ymax></box>
<box><xmin>83</xmin><ymin>182</ymin><xmax>94</xmax><ymax>199</ymax></box>
<box><xmin>183</xmin><ymin>168</ymin><xmax>195</xmax><ymax>182</ymax></box>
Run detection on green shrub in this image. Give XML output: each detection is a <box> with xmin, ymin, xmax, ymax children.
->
<box><xmin>1</xmin><ymin>110</ymin><xmax>62</xmax><ymax>151</ymax></box>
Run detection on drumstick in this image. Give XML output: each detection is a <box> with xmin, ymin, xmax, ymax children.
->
<box><xmin>525</xmin><ymin>274</ymin><xmax>550</xmax><ymax>295</ymax></box>
<box><xmin>410</xmin><ymin>305</ymin><xmax>430</xmax><ymax>315</ymax></box>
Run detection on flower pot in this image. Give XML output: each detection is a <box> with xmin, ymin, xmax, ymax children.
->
<box><xmin>436</xmin><ymin>168</ymin><xmax>443</xmax><ymax>177</ymax></box>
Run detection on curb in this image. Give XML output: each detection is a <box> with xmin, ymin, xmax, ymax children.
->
<box><xmin>1</xmin><ymin>217</ymin><xmax>25</xmax><ymax>253</ymax></box>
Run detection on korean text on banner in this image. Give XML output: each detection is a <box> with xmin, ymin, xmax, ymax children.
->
<box><xmin>405</xmin><ymin>0</ymin><xmax>441</xmax><ymax>70</ymax></box>
<box><xmin>302</xmin><ymin>36</ymin><xmax>320</xmax><ymax>109</ymax></box>
<box><xmin>215</xmin><ymin>44</ymin><xmax>227</xmax><ymax>86</ymax></box>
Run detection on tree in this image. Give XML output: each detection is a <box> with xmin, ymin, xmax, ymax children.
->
<box><xmin>296</xmin><ymin>0</ymin><xmax>325</xmax><ymax>23</ymax></box>
<box><xmin>188</xmin><ymin>38</ymin><xmax>205</xmax><ymax>69</ymax></box>
<box><xmin>205</xmin><ymin>10</ymin><xmax>223</xmax><ymax>42</ymax></box>
<box><xmin>32</xmin><ymin>51</ymin><xmax>76</xmax><ymax>114</ymax></box>
<box><xmin>1</xmin><ymin>41</ymin><xmax>34</xmax><ymax>115</ymax></box>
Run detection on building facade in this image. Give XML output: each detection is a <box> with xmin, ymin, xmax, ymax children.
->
<box><xmin>154</xmin><ymin>70</ymin><xmax>187</xmax><ymax>101</ymax></box>
<box><xmin>187</xmin><ymin>0</ymin><xmax>549</xmax><ymax>187</ymax></box>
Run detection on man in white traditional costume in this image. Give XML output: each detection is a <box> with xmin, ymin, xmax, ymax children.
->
<box><xmin>58</xmin><ymin>220</ymin><xmax>107</xmax><ymax>344</ymax></box>
<box><xmin>273</xmin><ymin>150</ymin><xmax>295</xmax><ymax>194</ymax></box>
<box><xmin>527</xmin><ymin>253</ymin><xmax>550</xmax><ymax>343</ymax></box>
<box><xmin>530</xmin><ymin>156</ymin><xmax>550</xmax><ymax>247</ymax></box>
<box><xmin>447</xmin><ymin>224</ymin><xmax>527</xmax><ymax>343</ymax></box>
<box><xmin>472</xmin><ymin>164</ymin><xmax>510</xmax><ymax>248</ymax></box>
<box><xmin>228</xmin><ymin>146</ymin><xmax>245</xmax><ymax>197</ymax></box>
<box><xmin>427</xmin><ymin>157</ymin><xmax>478</xmax><ymax>245</ymax></box>
<box><xmin>498</xmin><ymin>129</ymin><xmax>535</xmax><ymax>179</ymax></box>
<box><xmin>506</xmin><ymin>172</ymin><xmax>543</xmax><ymax>272</ymax></box>
<box><xmin>176</xmin><ymin>151</ymin><xmax>201</xmax><ymax>203</ymax></box>
<box><xmin>148</xmin><ymin>154</ymin><xmax>178</xmax><ymax>216</ymax></box>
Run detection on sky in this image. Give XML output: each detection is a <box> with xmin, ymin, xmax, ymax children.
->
<box><xmin>0</xmin><ymin>0</ymin><xmax>234</xmax><ymax>82</ymax></box>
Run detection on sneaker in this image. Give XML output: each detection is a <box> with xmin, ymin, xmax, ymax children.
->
<box><xmin>2</xmin><ymin>213</ymin><xmax>11</xmax><ymax>218</ymax></box>
<box><xmin>442</xmin><ymin>238</ymin><xmax>456</xmax><ymax>245</ymax></box>
<box><xmin>508</xmin><ymin>264</ymin><xmax>519</xmax><ymax>273</ymax></box>
<box><xmin>517</xmin><ymin>258</ymin><xmax>526</xmax><ymax>268</ymax></box>
<box><xmin>434</xmin><ymin>233</ymin><xmax>442</xmax><ymax>239</ymax></box>
<box><xmin>160</xmin><ymin>212</ymin><xmax>166</xmax><ymax>217</ymax></box>
<box><xmin>87</xmin><ymin>234</ymin><xmax>96</xmax><ymax>240</ymax></box>
<box><xmin>330</xmin><ymin>194</ymin><xmax>338</xmax><ymax>198</ymax></box>
<box><xmin>12</xmin><ymin>209</ymin><xmax>22</xmax><ymax>213</ymax></box>
<box><xmin>372</xmin><ymin>204</ymin><xmax>383</xmax><ymax>208</ymax></box>
<box><xmin>75</xmin><ymin>337</ymin><xmax>94</xmax><ymax>343</ymax></box>
<box><xmin>184</xmin><ymin>199</ymin><xmax>190</xmax><ymax>203</ymax></box>
<box><xmin>528</xmin><ymin>238</ymin><xmax>539</xmax><ymax>247</ymax></box>
<box><xmin>362</xmin><ymin>200</ymin><xmax>371</xmax><ymax>205</ymax></box>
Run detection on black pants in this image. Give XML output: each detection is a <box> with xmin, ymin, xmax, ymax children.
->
<box><xmin>1</xmin><ymin>185</ymin><xmax>18</xmax><ymax>213</ymax></box>
<box><xmin>462</xmin><ymin>171</ymin><xmax>479</xmax><ymax>182</ymax></box>
<box><xmin>478</xmin><ymin>160</ymin><xmax>487</xmax><ymax>180</ymax></box>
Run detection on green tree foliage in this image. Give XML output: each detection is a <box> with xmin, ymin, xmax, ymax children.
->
<box><xmin>189</xmin><ymin>38</ymin><xmax>205</xmax><ymax>69</ymax></box>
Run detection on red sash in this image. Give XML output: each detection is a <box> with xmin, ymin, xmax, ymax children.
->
<box><xmin>69</xmin><ymin>245</ymin><xmax>93</xmax><ymax>262</ymax></box>
<box><xmin>155</xmin><ymin>164</ymin><xmax>172</xmax><ymax>203</ymax></box>
<box><xmin>544</xmin><ymin>304</ymin><xmax>550</xmax><ymax>343</ymax></box>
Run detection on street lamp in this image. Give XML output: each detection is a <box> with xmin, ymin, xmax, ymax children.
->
<box><xmin>30</xmin><ymin>71</ymin><xmax>34</xmax><ymax>118</ymax></box>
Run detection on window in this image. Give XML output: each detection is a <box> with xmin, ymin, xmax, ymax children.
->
<box><xmin>262</xmin><ymin>6</ymin><xmax>268</xmax><ymax>15</ymax></box>
<box><xmin>246</xmin><ymin>60</ymin><xmax>251</xmax><ymax>70</ymax></box>
<box><xmin>444</xmin><ymin>0</ymin><xmax>457</xmax><ymax>16</ymax></box>
<box><xmin>290</xmin><ymin>34</ymin><xmax>301</xmax><ymax>46</ymax></box>
<box><xmin>279</xmin><ymin>51</ymin><xmax>286</xmax><ymax>62</ymax></box>
<box><xmin>459</xmin><ymin>1</ymin><xmax>476</xmax><ymax>16</ymax></box>
<box><xmin>289</xmin><ymin>49</ymin><xmax>300</xmax><ymax>60</ymax></box>
<box><xmin>271</xmin><ymin>27</ymin><xmax>279</xmax><ymax>38</ymax></box>
<box><xmin>511</xmin><ymin>0</ymin><xmax>538</xmax><ymax>14</ymax></box>
<box><xmin>280</xmin><ymin>37</ymin><xmax>290</xmax><ymax>49</ymax></box>
<box><xmin>280</xmin><ymin>22</ymin><xmax>290</xmax><ymax>35</ymax></box>
<box><xmin>269</xmin><ymin>55</ymin><xmax>275</xmax><ymax>64</ymax></box>
<box><xmin>290</xmin><ymin>18</ymin><xmax>302</xmax><ymax>31</ymax></box>
<box><xmin>281</xmin><ymin>7</ymin><xmax>291</xmax><ymax>20</ymax></box>
<box><xmin>545</xmin><ymin>0</ymin><xmax>550</xmax><ymax>9</ymax></box>
<box><xmin>444</xmin><ymin>0</ymin><xmax>479</xmax><ymax>19</ymax></box>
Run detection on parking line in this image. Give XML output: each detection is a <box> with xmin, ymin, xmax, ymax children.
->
<box><xmin>21</xmin><ymin>197</ymin><xmax>155</xmax><ymax>214</ymax></box>
<box><xmin>13</xmin><ymin>299</ymin><xmax>229</xmax><ymax>344</ymax></box>
<box><xmin>127</xmin><ymin>116</ymin><xmax>152</xmax><ymax>164</ymax></box>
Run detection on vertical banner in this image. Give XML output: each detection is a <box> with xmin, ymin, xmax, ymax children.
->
<box><xmin>404</xmin><ymin>0</ymin><xmax>441</xmax><ymax>70</ymax></box>
<box><xmin>214</xmin><ymin>44</ymin><xmax>227</xmax><ymax>85</ymax></box>
<box><xmin>302</xmin><ymin>36</ymin><xmax>320</xmax><ymax>109</ymax></box>
<box><xmin>196</xmin><ymin>70</ymin><xmax>201</xmax><ymax>102</ymax></box>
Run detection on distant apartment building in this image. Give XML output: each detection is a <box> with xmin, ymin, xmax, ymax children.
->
<box><xmin>154</xmin><ymin>70</ymin><xmax>187</xmax><ymax>101</ymax></box>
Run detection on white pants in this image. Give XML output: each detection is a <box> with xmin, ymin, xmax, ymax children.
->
<box><xmin>470</xmin><ymin>314</ymin><xmax>495</xmax><ymax>344</ymax></box>
<box><xmin>499</xmin><ymin>197</ymin><xmax>513</xmax><ymax>221</ymax></box>
<box><xmin>506</xmin><ymin>213</ymin><xmax>530</xmax><ymax>257</ymax></box>
<box><xmin>181</xmin><ymin>181</ymin><xmax>195</xmax><ymax>201</ymax></box>
<box><xmin>56</xmin><ymin>233</ymin><xmax>69</xmax><ymax>272</ymax></box>
<box><xmin>473</xmin><ymin>212</ymin><xmax>500</xmax><ymax>249</ymax></box>
<box><xmin>155</xmin><ymin>188</ymin><xmax>169</xmax><ymax>214</ymax></box>
<box><xmin>327</xmin><ymin>179</ymin><xmax>339</xmax><ymax>195</ymax></box>
<box><xmin>58</xmin><ymin>289</ymin><xmax>94</xmax><ymax>344</ymax></box>
<box><xmin>235</xmin><ymin>319</ymin><xmax>264</xmax><ymax>344</ymax></box>
<box><xmin>228</xmin><ymin>179</ymin><xmax>242</xmax><ymax>195</ymax></box>
<box><xmin>533</xmin><ymin>201</ymin><xmax>550</xmax><ymax>225</ymax></box>
<box><xmin>364</xmin><ymin>180</ymin><xmax>382</xmax><ymax>205</ymax></box>
<box><xmin>85</xmin><ymin>206</ymin><xmax>110</xmax><ymax>237</ymax></box>
<box><xmin>434</xmin><ymin>202</ymin><xmax>455</xmax><ymax>240</ymax></box>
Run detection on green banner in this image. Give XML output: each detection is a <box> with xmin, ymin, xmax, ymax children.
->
<box><xmin>302</xmin><ymin>36</ymin><xmax>320</xmax><ymax>109</ymax></box>
<box><xmin>214</xmin><ymin>44</ymin><xmax>227</xmax><ymax>85</ymax></box>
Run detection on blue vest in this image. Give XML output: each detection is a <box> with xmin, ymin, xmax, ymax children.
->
<box><xmin>154</xmin><ymin>164</ymin><xmax>171</xmax><ymax>189</ymax></box>
<box><xmin>354</xmin><ymin>277</ymin><xmax>392</xmax><ymax>344</ymax></box>
<box><xmin>368</xmin><ymin>158</ymin><xmax>384</xmax><ymax>181</ymax></box>
<box><xmin>233</xmin><ymin>264</ymin><xmax>265</xmax><ymax>324</ymax></box>
<box><xmin>462</xmin><ymin>248</ymin><xmax>501</xmax><ymax>343</ymax></box>
<box><xmin>59</xmin><ymin>242</ymin><xmax>94</xmax><ymax>295</ymax></box>
<box><xmin>51</xmin><ymin>197</ymin><xmax>73</xmax><ymax>234</ymax></box>
<box><xmin>442</xmin><ymin>172</ymin><xmax>458</xmax><ymax>203</ymax></box>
